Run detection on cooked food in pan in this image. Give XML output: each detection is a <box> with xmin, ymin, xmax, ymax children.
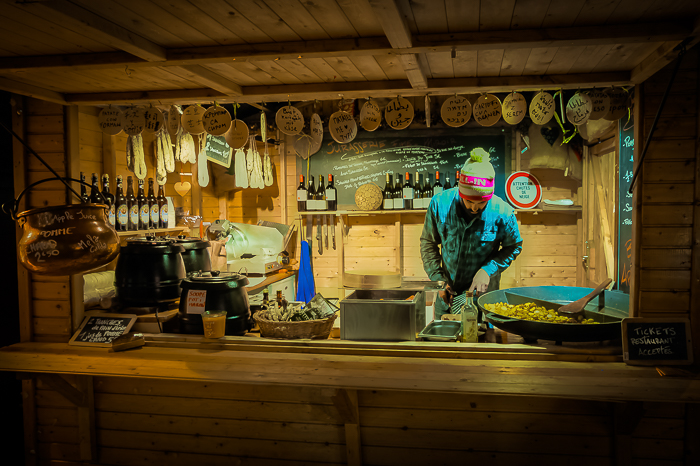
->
<box><xmin>482</xmin><ymin>302</ymin><xmax>599</xmax><ymax>324</ymax></box>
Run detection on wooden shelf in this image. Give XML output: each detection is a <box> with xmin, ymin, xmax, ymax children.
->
<box><xmin>298</xmin><ymin>209</ymin><xmax>427</xmax><ymax>216</ymax></box>
<box><xmin>117</xmin><ymin>227</ymin><xmax>190</xmax><ymax>237</ymax></box>
<box><xmin>516</xmin><ymin>205</ymin><xmax>583</xmax><ymax>214</ymax></box>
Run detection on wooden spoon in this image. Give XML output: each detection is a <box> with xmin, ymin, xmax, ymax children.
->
<box><xmin>558</xmin><ymin>278</ymin><xmax>613</xmax><ymax>315</ymax></box>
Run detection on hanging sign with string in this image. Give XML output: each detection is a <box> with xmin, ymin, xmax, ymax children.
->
<box><xmin>385</xmin><ymin>96</ymin><xmax>414</xmax><ymax>130</ymax></box>
<box><xmin>502</xmin><ymin>92</ymin><xmax>527</xmax><ymax>125</ymax></box>
<box><xmin>167</xmin><ymin>105</ymin><xmax>181</xmax><ymax>136</ymax></box>
<box><xmin>529</xmin><ymin>91</ymin><xmax>556</xmax><ymax>125</ymax></box>
<box><xmin>120</xmin><ymin>107</ymin><xmax>146</xmax><ymax>135</ymax></box>
<box><xmin>310</xmin><ymin>113</ymin><xmax>323</xmax><ymax>154</ymax></box>
<box><xmin>360</xmin><ymin>99</ymin><xmax>382</xmax><ymax>131</ymax></box>
<box><xmin>473</xmin><ymin>94</ymin><xmax>502</xmax><ymax>127</ymax></box>
<box><xmin>225</xmin><ymin>103</ymin><xmax>248</xmax><ymax>149</ymax></box>
<box><xmin>203</xmin><ymin>104</ymin><xmax>232</xmax><ymax>136</ymax></box>
<box><xmin>329</xmin><ymin>110</ymin><xmax>357</xmax><ymax>143</ymax></box>
<box><xmin>587</xmin><ymin>90</ymin><xmax>610</xmax><ymax>121</ymax></box>
<box><xmin>604</xmin><ymin>88</ymin><xmax>629</xmax><ymax>121</ymax></box>
<box><xmin>275</xmin><ymin>104</ymin><xmax>304</xmax><ymax>135</ymax></box>
<box><xmin>181</xmin><ymin>105</ymin><xmax>206</xmax><ymax>135</ymax></box>
<box><xmin>143</xmin><ymin>106</ymin><xmax>165</xmax><ymax>134</ymax></box>
<box><xmin>441</xmin><ymin>94</ymin><xmax>472</xmax><ymax>127</ymax></box>
<box><xmin>98</xmin><ymin>107</ymin><xmax>123</xmax><ymax>135</ymax></box>
<box><xmin>566</xmin><ymin>92</ymin><xmax>593</xmax><ymax>126</ymax></box>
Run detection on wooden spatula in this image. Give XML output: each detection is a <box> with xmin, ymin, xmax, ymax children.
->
<box><xmin>558</xmin><ymin>278</ymin><xmax>613</xmax><ymax>315</ymax></box>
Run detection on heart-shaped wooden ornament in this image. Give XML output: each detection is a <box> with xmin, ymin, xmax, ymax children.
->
<box><xmin>174</xmin><ymin>181</ymin><xmax>191</xmax><ymax>196</ymax></box>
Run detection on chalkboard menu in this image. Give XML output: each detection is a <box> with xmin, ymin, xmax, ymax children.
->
<box><xmin>304</xmin><ymin>129</ymin><xmax>510</xmax><ymax>207</ymax></box>
<box><xmin>622</xmin><ymin>318</ymin><xmax>693</xmax><ymax>365</ymax></box>
<box><xmin>205</xmin><ymin>135</ymin><xmax>232</xmax><ymax>168</ymax></box>
<box><xmin>617</xmin><ymin>117</ymin><xmax>634</xmax><ymax>293</ymax></box>
<box><xmin>69</xmin><ymin>314</ymin><xmax>137</xmax><ymax>347</ymax></box>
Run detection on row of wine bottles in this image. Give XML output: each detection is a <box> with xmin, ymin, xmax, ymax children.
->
<box><xmin>383</xmin><ymin>171</ymin><xmax>459</xmax><ymax>210</ymax></box>
<box><xmin>79</xmin><ymin>172</ymin><xmax>168</xmax><ymax>231</ymax></box>
<box><xmin>296</xmin><ymin>174</ymin><xmax>338</xmax><ymax>211</ymax></box>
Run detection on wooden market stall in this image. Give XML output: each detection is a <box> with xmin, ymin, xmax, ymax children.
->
<box><xmin>0</xmin><ymin>1</ymin><xmax>699</xmax><ymax>465</ymax></box>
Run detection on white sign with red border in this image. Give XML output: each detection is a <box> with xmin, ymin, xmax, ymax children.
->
<box><xmin>505</xmin><ymin>171</ymin><xmax>542</xmax><ymax>209</ymax></box>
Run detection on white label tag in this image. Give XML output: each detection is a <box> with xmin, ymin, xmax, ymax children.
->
<box><xmin>433</xmin><ymin>186</ymin><xmax>443</xmax><ymax>195</ymax></box>
<box><xmin>186</xmin><ymin>289</ymin><xmax>207</xmax><ymax>314</ymax></box>
<box><xmin>325</xmin><ymin>190</ymin><xmax>336</xmax><ymax>201</ymax></box>
<box><xmin>403</xmin><ymin>187</ymin><xmax>414</xmax><ymax>199</ymax></box>
<box><xmin>297</xmin><ymin>190</ymin><xmax>307</xmax><ymax>201</ymax></box>
<box><xmin>415</xmin><ymin>198</ymin><xmax>424</xmax><ymax>209</ymax></box>
<box><xmin>383</xmin><ymin>199</ymin><xmax>393</xmax><ymax>209</ymax></box>
<box><xmin>393</xmin><ymin>198</ymin><xmax>403</xmax><ymax>209</ymax></box>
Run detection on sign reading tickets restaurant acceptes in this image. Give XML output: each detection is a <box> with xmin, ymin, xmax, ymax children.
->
<box><xmin>622</xmin><ymin>318</ymin><xmax>693</xmax><ymax>365</ymax></box>
<box><xmin>505</xmin><ymin>171</ymin><xmax>542</xmax><ymax>209</ymax></box>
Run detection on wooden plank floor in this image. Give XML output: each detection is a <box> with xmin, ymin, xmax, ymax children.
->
<box><xmin>1</xmin><ymin>342</ymin><xmax>698</xmax><ymax>403</ymax></box>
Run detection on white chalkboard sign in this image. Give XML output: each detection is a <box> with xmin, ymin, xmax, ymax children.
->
<box><xmin>622</xmin><ymin>318</ymin><xmax>693</xmax><ymax>365</ymax></box>
<box><xmin>69</xmin><ymin>314</ymin><xmax>137</xmax><ymax>347</ymax></box>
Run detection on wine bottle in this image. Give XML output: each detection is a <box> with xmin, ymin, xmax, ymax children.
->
<box><xmin>454</xmin><ymin>170</ymin><xmax>461</xmax><ymax>189</ymax></box>
<box><xmin>393</xmin><ymin>172</ymin><xmax>403</xmax><ymax>209</ymax></box>
<box><xmin>326</xmin><ymin>174</ymin><xmax>337</xmax><ymax>211</ymax></box>
<box><xmin>79</xmin><ymin>172</ymin><xmax>90</xmax><ymax>204</ymax></box>
<box><xmin>147</xmin><ymin>178</ymin><xmax>158</xmax><ymax>229</ymax></box>
<box><xmin>317</xmin><ymin>175</ymin><xmax>327</xmax><ymax>211</ymax></box>
<box><xmin>383</xmin><ymin>173</ymin><xmax>393</xmax><ymax>210</ymax></box>
<box><xmin>157</xmin><ymin>183</ymin><xmax>168</xmax><ymax>229</ymax></box>
<box><xmin>307</xmin><ymin>175</ymin><xmax>316</xmax><ymax>210</ymax></box>
<box><xmin>444</xmin><ymin>173</ymin><xmax>451</xmax><ymax>191</ymax></box>
<box><xmin>101</xmin><ymin>174</ymin><xmax>115</xmax><ymax>226</ymax></box>
<box><xmin>433</xmin><ymin>171</ymin><xmax>444</xmax><ymax>196</ymax></box>
<box><xmin>402</xmin><ymin>172</ymin><xmax>413</xmax><ymax>210</ymax></box>
<box><xmin>424</xmin><ymin>173</ymin><xmax>434</xmax><ymax>208</ymax></box>
<box><xmin>296</xmin><ymin>174</ymin><xmax>307</xmax><ymax>212</ymax></box>
<box><xmin>416</xmin><ymin>173</ymin><xmax>425</xmax><ymax>209</ymax></box>
<box><xmin>89</xmin><ymin>173</ymin><xmax>103</xmax><ymax>204</ymax></box>
<box><xmin>137</xmin><ymin>178</ymin><xmax>148</xmax><ymax>230</ymax></box>
<box><xmin>115</xmin><ymin>175</ymin><xmax>128</xmax><ymax>232</ymax></box>
<box><xmin>126</xmin><ymin>176</ymin><xmax>138</xmax><ymax>231</ymax></box>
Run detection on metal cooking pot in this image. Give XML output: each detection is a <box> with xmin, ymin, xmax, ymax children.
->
<box><xmin>172</xmin><ymin>235</ymin><xmax>211</xmax><ymax>274</ymax></box>
<box><xmin>477</xmin><ymin>286</ymin><xmax>627</xmax><ymax>343</ymax></box>
<box><xmin>8</xmin><ymin>177</ymin><xmax>119</xmax><ymax>276</ymax></box>
<box><xmin>115</xmin><ymin>237</ymin><xmax>186</xmax><ymax>306</ymax></box>
<box><xmin>178</xmin><ymin>271</ymin><xmax>252</xmax><ymax>336</ymax></box>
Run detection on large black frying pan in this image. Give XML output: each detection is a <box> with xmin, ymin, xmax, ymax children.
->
<box><xmin>476</xmin><ymin>286</ymin><xmax>627</xmax><ymax>343</ymax></box>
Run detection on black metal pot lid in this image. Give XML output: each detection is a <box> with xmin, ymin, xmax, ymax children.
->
<box><xmin>123</xmin><ymin>236</ymin><xmax>185</xmax><ymax>253</ymax></box>
<box><xmin>173</xmin><ymin>234</ymin><xmax>210</xmax><ymax>250</ymax></box>
<box><xmin>184</xmin><ymin>270</ymin><xmax>249</xmax><ymax>286</ymax></box>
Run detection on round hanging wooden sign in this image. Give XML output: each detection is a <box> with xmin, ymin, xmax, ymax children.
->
<box><xmin>473</xmin><ymin>94</ymin><xmax>502</xmax><ymax>127</ymax></box>
<box><xmin>328</xmin><ymin>110</ymin><xmax>357</xmax><ymax>143</ymax></box>
<box><xmin>119</xmin><ymin>107</ymin><xmax>146</xmax><ymax>135</ymax></box>
<box><xmin>275</xmin><ymin>105</ymin><xmax>304</xmax><ymax>135</ymax></box>
<box><xmin>294</xmin><ymin>134</ymin><xmax>315</xmax><ymax>159</ymax></box>
<box><xmin>181</xmin><ymin>105</ymin><xmax>206</xmax><ymax>135</ymax></box>
<box><xmin>143</xmin><ymin>107</ymin><xmax>165</xmax><ymax>134</ymax></box>
<box><xmin>529</xmin><ymin>91</ymin><xmax>555</xmax><ymax>125</ymax></box>
<box><xmin>587</xmin><ymin>90</ymin><xmax>610</xmax><ymax>121</ymax></box>
<box><xmin>225</xmin><ymin>119</ymin><xmax>249</xmax><ymax>149</ymax></box>
<box><xmin>604</xmin><ymin>88</ymin><xmax>629</xmax><ymax>121</ymax></box>
<box><xmin>97</xmin><ymin>107</ymin><xmax>123</xmax><ymax>135</ymax></box>
<box><xmin>360</xmin><ymin>100</ymin><xmax>382</xmax><ymax>131</ymax></box>
<box><xmin>167</xmin><ymin>105</ymin><xmax>181</xmax><ymax>136</ymax></box>
<box><xmin>505</xmin><ymin>171</ymin><xmax>542</xmax><ymax>209</ymax></box>
<box><xmin>310</xmin><ymin>113</ymin><xmax>323</xmax><ymax>154</ymax></box>
<box><xmin>566</xmin><ymin>92</ymin><xmax>593</xmax><ymax>126</ymax></box>
<box><xmin>203</xmin><ymin>105</ymin><xmax>232</xmax><ymax>136</ymax></box>
<box><xmin>385</xmin><ymin>96</ymin><xmax>414</xmax><ymax>130</ymax></box>
<box><xmin>441</xmin><ymin>95</ymin><xmax>471</xmax><ymax>127</ymax></box>
<box><xmin>502</xmin><ymin>92</ymin><xmax>527</xmax><ymax>125</ymax></box>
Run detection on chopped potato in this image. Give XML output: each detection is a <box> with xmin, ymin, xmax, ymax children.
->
<box><xmin>483</xmin><ymin>302</ymin><xmax>599</xmax><ymax>324</ymax></box>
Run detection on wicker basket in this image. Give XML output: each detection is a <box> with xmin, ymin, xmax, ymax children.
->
<box><xmin>355</xmin><ymin>183</ymin><xmax>383</xmax><ymax>211</ymax></box>
<box><xmin>254</xmin><ymin>310</ymin><xmax>338</xmax><ymax>339</ymax></box>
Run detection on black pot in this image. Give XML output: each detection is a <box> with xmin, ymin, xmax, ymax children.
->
<box><xmin>173</xmin><ymin>235</ymin><xmax>211</xmax><ymax>274</ymax></box>
<box><xmin>178</xmin><ymin>271</ymin><xmax>252</xmax><ymax>336</ymax></box>
<box><xmin>114</xmin><ymin>237</ymin><xmax>186</xmax><ymax>306</ymax></box>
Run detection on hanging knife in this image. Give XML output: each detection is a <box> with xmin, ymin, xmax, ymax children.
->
<box><xmin>306</xmin><ymin>215</ymin><xmax>313</xmax><ymax>252</ymax></box>
<box><xmin>323</xmin><ymin>214</ymin><xmax>329</xmax><ymax>250</ymax></box>
<box><xmin>330</xmin><ymin>216</ymin><xmax>336</xmax><ymax>250</ymax></box>
<box><xmin>316</xmin><ymin>215</ymin><xmax>323</xmax><ymax>255</ymax></box>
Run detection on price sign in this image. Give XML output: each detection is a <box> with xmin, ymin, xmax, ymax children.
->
<box><xmin>167</xmin><ymin>105</ymin><xmax>181</xmax><ymax>136</ymax></box>
<box><xmin>473</xmin><ymin>94</ymin><xmax>501</xmax><ymax>127</ymax></box>
<box><xmin>505</xmin><ymin>171</ymin><xmax>542</xmax><ymax>209</ymax></box>
<box><xmin>566</xmin><ymin>92</ymin><xmax>593</xmax><ymax>126</ymax></box>
<box><xmin>622</xmin><ymin>318</ymin><xmax>693</xmax><ymax>365</ymax></box>
<box><xmin>143</xmin><ymin>107</ymin><xmax>165</xmax><ymax>133</ymax></box>
<box><xmin>328</xmin><ymin>110</ymin><xmax>357</xmax><ymax>143</ymax></box>
<box><xmin>203</xmin><ymin>105</ymin><xmax>232</xmax><ymax>136</ymax></box>
<box><xmin>385</xmin><ymin>96</ymin><xmax>414</xmax><ymax>130</ymax></box>
<box><xmin>360</xmin><ymin>100</ymin><xmax>382</xmax><ymax>131</ymax></box>
<box><xmin>310</xmin><ymin>113</ymin><xmax>323</xmax><ymax>153</ymax></box>
<box><xmin>502</xmin><ymin>92</ymin><xmax>526</xmax><ymax>125</ymax></box>
<box><xmin>225</xmin><ymin>119</ymin><xmax>249</xmax><ymax>149</ymax></box>
<box><xmin>441</xmin><ymin>95</ymin><xmax>472</xmax><ymax>127</ymax></box>
<box><xmin>205</xmin><ymin>134</ymin><xmax>232</xmax><ymax>168</ymax></box>
<box><xmin>529</xmin><ymin>91</ymin><xmax>555</xmax><ymax>125</ymax></box>
<box><xmin>587</xmin><ymin>90</ymin><xmax>610</xmax><ymax>120</ymax></box>
<box><xmin>186</xmin><ymin>289</ymin><xmax>207</xmax><ymax>314</ymax></box>
<box><xmin>119</xmin><ymin>107</ymin><xmax>146</xmax><ymax>135</ymax></box>
<box><xmin>275</xmin><ymin>105</ymin><xmax>304</xmax><ymax>135</ymax></box>
<box><xmin>98</xmin><ymin>107</ymin><xmax>123</xmax><ymax>135</ymax></box>
<box><xmin>181</xmin><ymin>105</ymin><xmax>206</xmax><ymax>135</ymax></box>
<box><xmin>69</xmin><ymin>314</ymin><xmax>137</xmax><ymax>347</ymax></box>
<box><xmin>604</xmin><ymin>88</ymin><xmax>629</xmax><ymax>121</ymax></box>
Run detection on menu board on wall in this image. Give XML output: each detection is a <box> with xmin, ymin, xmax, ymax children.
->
<box><xmin>617</xmin><ymin>117</ymin><xmax>634</xmax><ymax>293</ymax></box>
<box><xmin>305</xmin><ymin>129</ymin><xmax>510</xmax><ymax>207</ymax></box>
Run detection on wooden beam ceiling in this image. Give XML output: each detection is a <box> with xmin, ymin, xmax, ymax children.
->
<box><xmin>165</xmin><ymin>65</ymin><xmax>243</xmax><ymax>96</ymax></box>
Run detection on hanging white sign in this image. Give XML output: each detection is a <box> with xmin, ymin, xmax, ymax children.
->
<box><xmin>441</xmin><ymin>95</ymin><xmax>472</xmax><ymax>127</ymax></box>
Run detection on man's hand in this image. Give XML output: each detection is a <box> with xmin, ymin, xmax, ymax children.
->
<box><xmin>469</xmin><ymin>268</ymin><xmax>491</xmax><ymax>294</ymax></box>
<box><xmin>439</xmin><ymin>283</ymin><xmax>456</xmax><ymax>306</ymax></box>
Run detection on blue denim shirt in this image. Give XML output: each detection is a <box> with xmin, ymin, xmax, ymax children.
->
<box><xmin>420</xmin><ymin>188</ymin><xmax>523</xmax><ymax>314</ymax></box>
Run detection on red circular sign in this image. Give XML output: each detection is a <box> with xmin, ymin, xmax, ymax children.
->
<box><xmin>505</xmin><ymin>171</ymin><xmax>542</xmax><ymax>209</ymax></box>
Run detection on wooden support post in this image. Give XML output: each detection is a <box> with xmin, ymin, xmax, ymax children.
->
<box><xmin>20</xmin><ymin>378</ymin><xmax>37</xmax><ymax>466</ymax></box>
<box><xmin>338</xmin><ymin>214</ymin><xmax>346</xmax><ymax>297</ymax></box>
<box><xmin>395</xmin><ymin>214</ymin><xmax>402</xmax><ymax>275</ymax></box>
<box><xmin>630</xmin><ymin>83</ymin><xmax>644</xmax><ymax>317</ymax></box>
<box><xmin>66</xmin><ymin>106</ymin><xmax>85</xmax><ymax>333</ymax></box>
<box><xmin>591</xmin><ymin>155</ymin><xmax>616</xmax><ymax>281</ymax></box>
<box><xmin>332</xmin><ymin>388</ymin><xmax>362</xmax><ymax>466</ymax></box>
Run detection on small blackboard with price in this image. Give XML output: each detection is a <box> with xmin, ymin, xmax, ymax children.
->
<box><xmin>205</xmin><ymin>135</ymin><xmax>232</xmax><ymax>168</ymax></box>
<box><xmin>69</xmin><ymin>314</ymin><xmax>137</xmax><ymax>347</ymax></box>
<box><xmin>622</xmin><ymin>318</ymin><xmax>693</xmax><ymax>365</ymax></box>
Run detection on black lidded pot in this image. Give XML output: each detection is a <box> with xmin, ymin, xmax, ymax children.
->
<box><xmin>114</xmin><ymin>237</ymin><xmax>186</xmax><ymax>307</ymax></box>
<box><xmin>179</xmin><ymin>271</ymin><xmax>252</xmax><ymax>336</ymax></box>
<box><xmin>173</xmin><ymin>234</ymin><xmax>212</xmax><ymax>274</ymax></box>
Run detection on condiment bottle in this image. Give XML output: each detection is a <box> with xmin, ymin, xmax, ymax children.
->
<box><xmin>461</xmin><ymin>291</ymin><xmax>478</xmax><ymax>343</ymax></box>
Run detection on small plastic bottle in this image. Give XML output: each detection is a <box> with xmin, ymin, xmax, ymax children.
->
<box><xmin>461</xmin><ymin>292</ymin><xmax>479</xmax><ymax>343</ymax></box>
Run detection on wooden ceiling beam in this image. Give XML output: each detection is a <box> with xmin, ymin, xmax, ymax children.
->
<box><xmin>0</xmin><ymin>77</ymin><xmax>67</xmax><ymax>106</ymax></box>
<box><xmin>0</xmin><ymin>21</ymin><xmax>689</xmax><ymax>73</ymax></box>
<box><xmin>63</xmin><ymin>71</ymin><xmax>631</xmax><ymax>105</ymax></box>
<box><xmin>164</xmin><ymin>65</ymin><xmax>243</xmax><ymax>96</ymax></box>
<box><xmin>18</xmin><ymin>0</ymin><xmax>166</xmax><ymax>62</ymax></box>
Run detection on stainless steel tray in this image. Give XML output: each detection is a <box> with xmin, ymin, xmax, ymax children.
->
<box><xmin>418</xmin><ymin>320</ymin><xmax>462</xmax><ymax>342</ymax></box>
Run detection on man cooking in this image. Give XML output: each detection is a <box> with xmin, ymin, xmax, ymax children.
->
<box><xmin>420</xmin><ymin>148</ymin><xmax>523</xmax><ymax>318</ymax></box>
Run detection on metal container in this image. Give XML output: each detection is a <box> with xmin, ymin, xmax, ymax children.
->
<box><xmin>173</xmin><ymin>235</ymin><xmax>211</xmax><ymax>274</ymax></box>
<box><xmin>418</xmin><ymin>320</ymin><xmax>462</xmax><ymax>342</ymax></box>
<box><xmin>340</xmin><ymin>289</ymin><xmax>425</xmax><ymax>341</ymax></box>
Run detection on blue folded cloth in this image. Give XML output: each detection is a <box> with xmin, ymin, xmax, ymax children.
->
<box><xmin>296</xmin><ymin>240</ymin><xmax>316</xmax><ymax>303</ymax></box>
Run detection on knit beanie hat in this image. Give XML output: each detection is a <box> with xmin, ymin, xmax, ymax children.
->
<box><xmin>459</xmin><ymin>148</ymin><xmax>495</xmax><ymax>201</ymax></box>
